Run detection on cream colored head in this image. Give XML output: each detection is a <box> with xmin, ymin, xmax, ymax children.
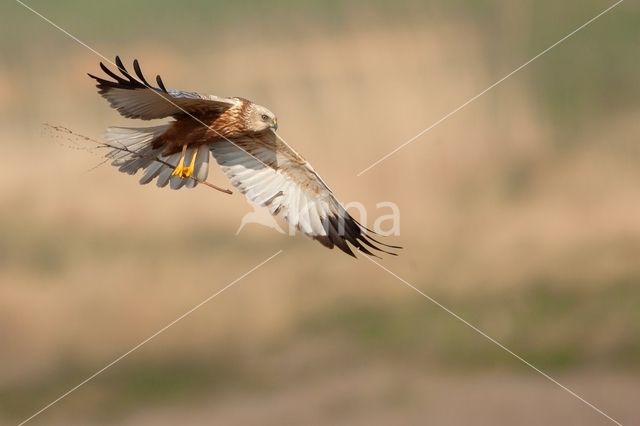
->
<box><xmin>246</xmin><ymin>103</ymin><xmax>278</xmax><ymax>132</ymax></box>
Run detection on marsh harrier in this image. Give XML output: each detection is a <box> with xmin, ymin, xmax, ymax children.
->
<box><xmin>89</xmin><ymin>57</ymin><xmax>398</xmax><ymax>257</ymax></box>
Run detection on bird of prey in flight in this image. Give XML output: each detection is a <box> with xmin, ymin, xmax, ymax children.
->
<box><xmin>89</xmin><ymin>57</ymin><xmax>399</xmax><ymax>257</ymax></box>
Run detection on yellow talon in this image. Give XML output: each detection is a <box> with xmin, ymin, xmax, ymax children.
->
<box><xmin>184</xmin><ymin>148</ymin><xmax>197</xmax><ymax>178</ymax></box>
<box><xmin>171</xmin><ymin>145</ymin><xmax>197</xmax><ymax>179</ymax></box>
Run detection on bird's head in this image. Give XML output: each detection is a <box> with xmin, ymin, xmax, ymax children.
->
<box><xmin>246</xmin><ymin>104</ymin><xmax>278</xmax><ymax>132</ymax></box>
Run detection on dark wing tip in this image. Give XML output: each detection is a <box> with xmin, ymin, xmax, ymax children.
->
<box><xmin>156</xmin><ymin>74</ymin><xmax>168</xmax><ymax>92</ymax></box>
<box><xmin>320</xmin><ymin>213</ymin><xmax>400</xmax><ymax>259</ymax></box>
<box><xmin>114</xmin><ymin>55</ymin><xmax>125</xmax><ymax>72</ymax></box>
<box><xmin>91</xmin><ymin>56</ymin><xmax>157</xmax><ymax>92</ymax></box>
<box><xmin>132</xmin><ymin>59</ymin><xmax>152</xmax><ymax>87</ymax></box>
<box><xmin>366</xmin><ymin>234</ymin><xmax>403</xmax><ymax>250</ymax></box>
<box><xmin>351</xmin><ymin>217</ymin><xmax>402</xmax><ymax>249</ymax></box>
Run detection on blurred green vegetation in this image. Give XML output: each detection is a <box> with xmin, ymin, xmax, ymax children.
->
<box><xmin>2</xmin><ymin>277</ymin><xmax>639</xmax><ymax>422</ymax></box>
<box><xmin>302</xmin><ymin>281</ymin><xmax>640</xmax><ymax>370</ymax></box>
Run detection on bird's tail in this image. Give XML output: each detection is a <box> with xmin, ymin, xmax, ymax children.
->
<box><xmin>105</xmin><ymin>125</ymin><xmax>210</xmax><ymax>190</ymax></box>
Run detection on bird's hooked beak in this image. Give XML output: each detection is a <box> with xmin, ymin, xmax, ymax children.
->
<box><xmin>271</xmin><ymin>117</ymin><xmax>278</xmax><ymax>131</ymax></box>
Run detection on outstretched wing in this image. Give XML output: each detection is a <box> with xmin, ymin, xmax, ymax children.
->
<box><xmin>210</xmin><ymin>131</ymin><xmax>400</xmax><ymax>257</ymax></box>
<box><xmin>89</xmin><ymin>56</ymin><xmax>238</xmax><ymax>120</ymax></box>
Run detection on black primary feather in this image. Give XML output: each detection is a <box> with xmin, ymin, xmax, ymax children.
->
<box><xmin>88</xmin><ymin>57</ymin><xmax>168</xmax><ymax>94</ymax></box>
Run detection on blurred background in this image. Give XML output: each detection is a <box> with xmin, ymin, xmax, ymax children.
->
<box><xmin>1</xmin><ymin>0</ymin><xmax>639</xmax><ymax>424</ymax></box>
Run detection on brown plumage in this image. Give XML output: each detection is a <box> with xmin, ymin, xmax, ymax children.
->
<box><xmin>152</xmin><ymin>108</ymin><xmax>246</xmax><ymax>156</ymax></box>
<box><xmin>89</xmin><ymin>57</ymin><xmax>400</xmax><ymax>257</ymax></box>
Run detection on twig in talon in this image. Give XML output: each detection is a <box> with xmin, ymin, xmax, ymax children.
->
<box><xmin>44</xmin><ymin>123</ymin><xmax>233</xmax><ymax>195</ymax></box>
<box><xmin>198</xmin><ymin>179</ymin><xmax>233</xmax><ymax>194</ymax></box>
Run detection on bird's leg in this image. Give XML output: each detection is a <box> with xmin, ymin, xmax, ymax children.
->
<box><xmin>183</xmin><ymin>146</ymin><xmax>198</xmax><ymax>179</ymax></box>
<box><xmin>171</xmin><ymin>144</ymin><xmax>189</xmax><ymax>178</ymax></box>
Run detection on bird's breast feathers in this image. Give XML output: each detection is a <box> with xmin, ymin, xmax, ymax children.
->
<box><xmin>209</xmin><ymin>102</ymin><xmax>249</xmax><ymax>138</ymax></box>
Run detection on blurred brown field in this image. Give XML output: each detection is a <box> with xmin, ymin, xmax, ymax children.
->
<box><xmin>1</xmin><ymin>0</ymin><xmax>639</xmax><ymax>424</ymax></box>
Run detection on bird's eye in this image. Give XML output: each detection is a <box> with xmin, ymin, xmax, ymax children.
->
<box><xmin>261</xmin><ymin>114</ymin><xmax>269</xmax><ymax>121</ymax></box>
